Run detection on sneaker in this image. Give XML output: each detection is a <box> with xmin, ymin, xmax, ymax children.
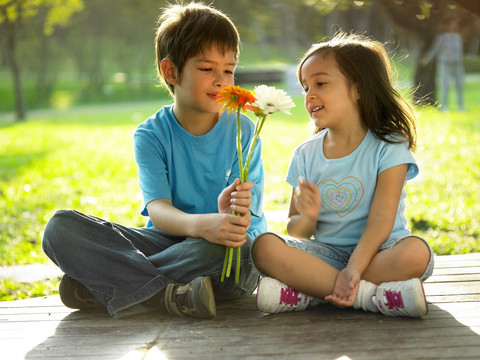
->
<box><xmin>373</xmin><ymin>278</ymin><xmax>428</xmax><ymax>317</ymax></box>
<box><xmin>256</xmin><ymin>277</ymin><xmax>312</xmax><ymax>314</ymax></box>
<box><xmin>164</xmin><ymin>276</ymin><xmax>216</xmax><ymax>319</ymax></box>
<box><xmin>59</xmin><ymin>275</ymin><xmax>103</xmax><ymax>310</ymax></box>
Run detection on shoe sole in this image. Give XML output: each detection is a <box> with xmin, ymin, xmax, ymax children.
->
<box><xmin>406</xmin><ymin>278</ymin><xmax>428</xmax><ymax>317</ymax></box>
<box><xmin>417</xmin><ymin>279</ymin><xmax>429</xmax><ymax>316</ymax></box>
<box><xmin>193</xmin><ymin>276</ymin><xmax>216</xmax><ymax>319</ymax></box>
<box><xmin>59</xmin><ymin>275</ymin><xmax>102</xmax><ymax>310</ymax></box>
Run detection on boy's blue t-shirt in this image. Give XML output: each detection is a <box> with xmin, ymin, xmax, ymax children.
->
<box><xmin>286</xmin><ymin>130</ymin><xmax>418</xmax><ymax>246</ymax></box>
<box><xmin>133</xmin><ymin>105</ymin><xmax>267</xmax><ymax>239</ymax></box>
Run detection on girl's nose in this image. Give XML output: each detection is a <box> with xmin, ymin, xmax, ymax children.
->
<box><xmin>306</xmin><ymin>89</ymin><xmax>316</xmax><ymax>99</ymax></box>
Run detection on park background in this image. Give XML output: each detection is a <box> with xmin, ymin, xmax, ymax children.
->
<box><xmin>1</xmin><ymin>0</ymin><xmax>479</xmax><ymax>300</ymax></box>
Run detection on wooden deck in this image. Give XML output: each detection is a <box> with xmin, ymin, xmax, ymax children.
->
<box><xmin>1</xmin><ymin>253</ymin><xmax>479</xmax><ymax>360</ymax></box>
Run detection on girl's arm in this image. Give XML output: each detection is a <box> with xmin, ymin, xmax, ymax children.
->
<box><xmin>348</xmin><ymin>164</ymin><xmax>408</xmax><ymax>274</ymax></box>
<box><xmin>286</xmin><ymin>178</ymin><xmax>321</xmax><ymax>240</ymax></box>
<box><xmin>326</xmin><ymin>164</ymin><xmax>408</xmax><ymax>307</ymax></box>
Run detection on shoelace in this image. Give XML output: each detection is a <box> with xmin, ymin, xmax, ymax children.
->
<box><xmin>279</xmin><ymin>287</ymin><xmax>301</xmax><ymax>306</ymax></box>
<box><xmin>384</xmin><ymin>290</ymin><xmax>405</xmax><ymax>310</ymax></box>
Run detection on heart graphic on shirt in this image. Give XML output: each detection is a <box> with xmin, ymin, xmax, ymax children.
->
<box><xmin>318</xmin><ymin>177</ymin><xmax>364</xmax><ymax>217</ymax></box>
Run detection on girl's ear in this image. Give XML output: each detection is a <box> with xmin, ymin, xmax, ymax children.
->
<box><xmin>161</xmin><ymin>58</ymin><xmax>178</xmax><ymax>86</ymax></box>
<box><xmin>351</xmin><ymin>82</ymin><xmax>360</xmax><ymax>102</ymax></box>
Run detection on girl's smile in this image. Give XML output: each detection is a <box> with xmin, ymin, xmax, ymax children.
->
<box><xmin>300</xmin><ymin>53</ymin><xmax>360</xmax><ymax>132</ymax></box>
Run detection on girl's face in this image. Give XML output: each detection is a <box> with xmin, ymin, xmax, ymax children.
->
<box><xmin>300</xmin><ymin>53</ymin><xmax>360</xmax><ymax>131</ymax></box>
<box><xmin>174</xmin><ymin>45</ymin><xmax>237</xmax><ymax>116</ymax></box>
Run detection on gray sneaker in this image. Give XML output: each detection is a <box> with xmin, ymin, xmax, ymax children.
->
<box><xmin>165</xmin><ymin>276</ymin><xmax>216</xmax><ymax>319</ymax></box>
<box><xmin>59</xmin><ymin>275</ymin><xmax>103</xmax><ymax>310</ymax></box>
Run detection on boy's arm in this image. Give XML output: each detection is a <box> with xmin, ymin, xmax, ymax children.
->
<box><xmin>147</xmin><ymin>180</ymin><xmax>252</xmax><ymax>248</ymax></box>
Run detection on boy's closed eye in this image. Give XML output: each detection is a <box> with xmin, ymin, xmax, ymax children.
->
<box><xmin>198</xmin><ymin>68</ymin><xmax>235</xmax><ymax>75</ymax></box>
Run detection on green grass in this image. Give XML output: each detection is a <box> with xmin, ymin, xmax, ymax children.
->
<box><xmin>1</xmin><ymin>80</ymin><xmax>479</xmax><ymax>300</ymax></box>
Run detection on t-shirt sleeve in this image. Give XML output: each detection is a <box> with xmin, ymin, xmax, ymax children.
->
<box><xmin>133</xmin><ymin>126</ymin><xmax>171</xmax><ymax>216</ymax></box>
<box><xmin>378</xmin><ymin>141</ymin><xmax>418</xmax><ymax>181</ymax></box>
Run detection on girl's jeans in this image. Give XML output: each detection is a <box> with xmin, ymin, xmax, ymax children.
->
<box><xmin>42</xmin><ymin>209</ymin><xmax>259</xmax><ymax>318</ymax></box>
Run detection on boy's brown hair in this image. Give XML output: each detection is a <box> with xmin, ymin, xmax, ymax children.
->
<box><xmin>155</xmin><ymin>2</ymin><xmax>240</xmax><ymax>96</ymax></box>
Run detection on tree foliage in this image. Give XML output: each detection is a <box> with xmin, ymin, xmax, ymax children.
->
<box><xmin>0</xmin><ymin>0</ymin><xmax>84</xmax><ymax>120</ymax></box>
<box><xmin>0</xmin><ymin>0</ymin><xmax>479</xmax><ymax>118</ymax></box>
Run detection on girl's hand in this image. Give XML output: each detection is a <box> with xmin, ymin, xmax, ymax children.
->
<box><xmin>325</xmin><ymin>267</ymin><xmax>361</xmax><ymax>308</ymax></box>
<box><xmin>294</xmin><ymin>177</ymin><xmax>321</xmax><ymax>221</ymax></box>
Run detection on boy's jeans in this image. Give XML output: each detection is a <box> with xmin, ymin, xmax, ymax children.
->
<box><xmin>42</xmin><ymin>209</ymin><xmax>259</xmax><ymax>318</ymax></box>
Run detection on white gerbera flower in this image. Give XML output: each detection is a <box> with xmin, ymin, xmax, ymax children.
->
<box><xmin>252</xmin><ymin>85</ymin><xmax>295</xmax><ymax>115</ymax></box>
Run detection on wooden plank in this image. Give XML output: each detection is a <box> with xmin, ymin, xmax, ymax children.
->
<box><xmin>0</xmin><ymin>254</ymin><xmax>479</xmax><ymax>360</ymax></box>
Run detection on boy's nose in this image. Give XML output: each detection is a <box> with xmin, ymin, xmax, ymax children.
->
<box><xmin>214</xmin><ymin>71</ymin><xmax>228</xmax><ymax>87</ymax></box>
<box><xmin>214</xmin><ymin>77</ymin><xmax>225</xmax><ymax>87</ymax></box>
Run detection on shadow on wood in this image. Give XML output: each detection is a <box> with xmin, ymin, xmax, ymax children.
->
<box><xmin>1</xmin><ymin>254</ymin><xmax>479</xmax><ymax>360</ymax></box>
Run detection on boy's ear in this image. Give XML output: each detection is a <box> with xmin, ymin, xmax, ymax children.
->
<box><xmin>161</xmin><ymin>58</ymin><xmax>178</xmax><ymax>85</ymax></box>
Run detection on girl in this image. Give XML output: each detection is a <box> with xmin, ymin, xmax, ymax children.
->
<box><xmin>252</xmin><ymin>32</ymin><xmax>434</xmax><ymax>317</ymax></box>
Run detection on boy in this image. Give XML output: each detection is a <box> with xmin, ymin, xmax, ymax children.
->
<box><xmin>42</xmin><ymin>2</ymin><xmax>266</xmax><ymax>319</ymax></box>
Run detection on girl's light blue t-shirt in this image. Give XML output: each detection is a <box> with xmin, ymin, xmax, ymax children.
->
<box><xmin>286</xmin><ymin>130</ymin><xmax>418</xmax><ymax>246</ymax></box>
<box><xmin>133</xmin><ymin>105</ymin><xmax>267</xmax><ymax>239</ymax></box>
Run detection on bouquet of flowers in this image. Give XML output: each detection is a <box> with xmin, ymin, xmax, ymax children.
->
<box><xmin>216</xmin><ymin>84</ymin><xmax>295</xmax><ymax>284</ymax></box>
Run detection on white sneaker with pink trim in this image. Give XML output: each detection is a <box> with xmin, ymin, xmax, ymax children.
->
<box><xmin>256</xmin><ymin>277</ymin><xmax>312</xmax><ymax>313</ymax></box>
<box><xmin>373</xmin><ymin>278</ymin><xmax>428</xmax><ymax>317</ymax></box>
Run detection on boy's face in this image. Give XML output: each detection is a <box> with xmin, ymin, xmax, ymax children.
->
<box><xmin>174</xmin><ymin>46</ymin><xmax>237</xmax><ymax>116</ymax></box>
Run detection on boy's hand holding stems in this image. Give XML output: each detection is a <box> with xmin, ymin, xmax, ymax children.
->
<box><xmin>214</xmin><ymin>178</ymin><xmax>252</xmax><ymax>248</ymax></box>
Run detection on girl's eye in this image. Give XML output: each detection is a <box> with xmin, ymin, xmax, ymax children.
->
<box><xmin>199</xmin><ymin>68</ymin><xmax>212</xmax><ymax>72</ymax></box>
<box><xmin>225</xmin><ymin>70</ymin><xmax>234</xmax><ymax>75</ymax></box>
<box><xmin>316</xmin><ymin>82</ymin><xmax>325</xmax><ymax>87</ymax></box>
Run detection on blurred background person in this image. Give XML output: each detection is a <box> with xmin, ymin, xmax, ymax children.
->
<box><xmin>421</xmin><ymin>18</ymin><xmax>466</xmax><ymax>112</ymax></box>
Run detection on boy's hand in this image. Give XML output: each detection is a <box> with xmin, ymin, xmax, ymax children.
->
<box><xmin>196</xmin><ymin>212</ymin><xmax>249</xmax><ymax>248</ymax></box>
<box><xmin>191</xmin><ymin>178</ymin><xmax>251</xmax><ymax>248</ymax></box>
<box><xmin>218</xmin><ymin>179</ymin><xmax>253</xmax><ymax>217</ymax></box>
<box><xmin>294</xmin><ymin>177</ymin><xmax>321</xmax><ymax>221</ymax></box>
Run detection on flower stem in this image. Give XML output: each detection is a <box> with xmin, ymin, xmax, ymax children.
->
<box><xmin>220</xmin><ymin>105</ymin><xmax>249</xmax><ymax>285</ymax></box>
<box><xmin>236</xmin><ymin>106</ymin><xmax>243</xmax><ymax>176</ymax></box>
<box><xmin>227</xmin><ymin>247</ymin><xmax>234</xmax><ymax>277</ymax></box>
<box><xmin>235</xmin><ymin>246</ymin><xmax>241</xmax><ymax>284</ymax></box>
<box><xmin>220</xmin><ymin>247</ymin><xmax>229</xmax><ymax>282</ymax></box>
<box><xmin>243</xmin><ymin>115</ymin><xmax>266</xmax><ymax>181</ymax></box>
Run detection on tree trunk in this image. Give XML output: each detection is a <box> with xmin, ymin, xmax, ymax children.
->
<box><xmin>3</xmin><ymin>15</ymin><xmax>26</xmax><ymax>121</ymax></box>
<box><xmin>414</xmin><ymin>48</ymin><xmax>437</xmax><ymax>106</ymax></box>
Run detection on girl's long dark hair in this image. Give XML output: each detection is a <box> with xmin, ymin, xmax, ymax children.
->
<box><xmin>298</xmin><ymin>32</ymin><xmax>417</xmax><ymax>150</ymax></box>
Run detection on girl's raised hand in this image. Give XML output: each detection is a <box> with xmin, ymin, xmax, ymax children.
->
<box><xmin>294</xmin><ymin>177</ymin><xmax>321</xmax><ymax>220</ymax></box>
